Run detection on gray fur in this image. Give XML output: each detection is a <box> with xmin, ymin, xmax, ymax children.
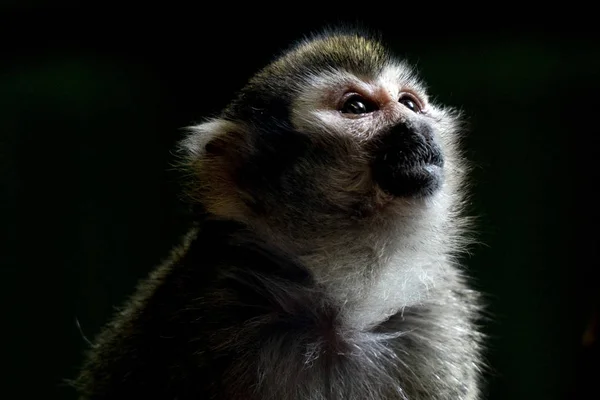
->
<box><xmin>75</xmin><ymin>31</ymin><xmax>483</xmax><ymax>400</ymax></box>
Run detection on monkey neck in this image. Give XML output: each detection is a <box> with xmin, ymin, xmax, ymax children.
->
<box><xmin>202</xmin><ymin>196</ymin><xmax>458</xmax><ymax>331</ymax></box>
<box><xmin>295</xmin><ymin>218</ymin><xmax>453</xmax><ymax>330</ymax></box>
<box><xmin>250</xmin><ymin>205</ymin><xmax>456</xmax><ymax>330</ymax></box>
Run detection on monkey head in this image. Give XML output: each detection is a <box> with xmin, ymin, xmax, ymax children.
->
<box><xmin>181</xmin><ymin>32</ymin><xmax>466</xmax><ymax>251</ymax></box>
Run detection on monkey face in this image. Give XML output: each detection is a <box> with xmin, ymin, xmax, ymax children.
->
<box><xmin>182</xmin><ymin>35</ymin><xmax>463</xmax><ymax>232</ymax></box>
<box><xmin>290</xmin><ymin>66</ymin><xmax>447</xmax><ymax>201</ymax></box>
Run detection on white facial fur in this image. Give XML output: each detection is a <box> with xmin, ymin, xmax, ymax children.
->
<box><xmin>290</xmin><ymin>65</ymin><xmax>425</xmax><ymax>141</ymax></box>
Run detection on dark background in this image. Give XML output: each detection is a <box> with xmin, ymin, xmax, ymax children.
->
<box><xmin>2</xmin><ymin>8</ymin><xmax>599</xmax><ymax>400</ymax></box>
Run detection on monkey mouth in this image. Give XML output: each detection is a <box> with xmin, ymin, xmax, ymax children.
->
<box><xmin>371</xmin><ymin>135</ymin><xmax>444</xmax><ymax>198</ymax></box>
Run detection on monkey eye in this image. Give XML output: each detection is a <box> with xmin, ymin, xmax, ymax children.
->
<box><xmin>399</xmin><ymin>93</ymin><xmax>422</xmax><ymax>113</ymax></box>
<box><xmin>340</xmin><ymin>94</ymin><xmax>378</xmax><ymax>115</ymax></box>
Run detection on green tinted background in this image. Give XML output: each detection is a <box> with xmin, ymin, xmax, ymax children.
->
<box><xmin>2</xmin><ymin>10</ymin><xmax>598</xmax><ymax>400</ymax></box>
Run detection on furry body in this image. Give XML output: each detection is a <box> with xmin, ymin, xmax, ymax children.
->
<box><xmin>75</xmin><ymin>31</ymin><xmax>483</xmax><ymax>399</ymax></box>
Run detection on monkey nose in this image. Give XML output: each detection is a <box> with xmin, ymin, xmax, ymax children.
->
<box><xmin>387</xmin><ymin>120</ymin><xmax>434</xmax><ymax>144</ymax></box>
<box><xmin>371</xmin><ymin>122</ymin><xmax>444</xmax><ymax>168</ymax></box>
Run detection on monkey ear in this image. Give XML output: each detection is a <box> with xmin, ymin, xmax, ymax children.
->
<box><xmin>179</xmin><ymin>118</ymin><xmax>253</xmax><ymax>220</ymax></box>
<box><xmin>180</xmin><ymin>118</ymin><xmax>242</xmax><ymax>159</ymax></box>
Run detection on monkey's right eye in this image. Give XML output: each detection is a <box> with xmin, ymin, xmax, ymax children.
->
<box><xmin>340</xmin><ymin>95</ymin><xmax>377</xmax><ymax>115</ymax></box>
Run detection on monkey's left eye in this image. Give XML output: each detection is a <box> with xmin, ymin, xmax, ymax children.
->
<box><xmin>340</xmin><ymin>95</ymin><xmax>378</xmax><ymax>115</ymax></box>
<box><xmin>399</xmin><ymin>93</ymin><xmax>422</xmax><ymax>113</ymax></box>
